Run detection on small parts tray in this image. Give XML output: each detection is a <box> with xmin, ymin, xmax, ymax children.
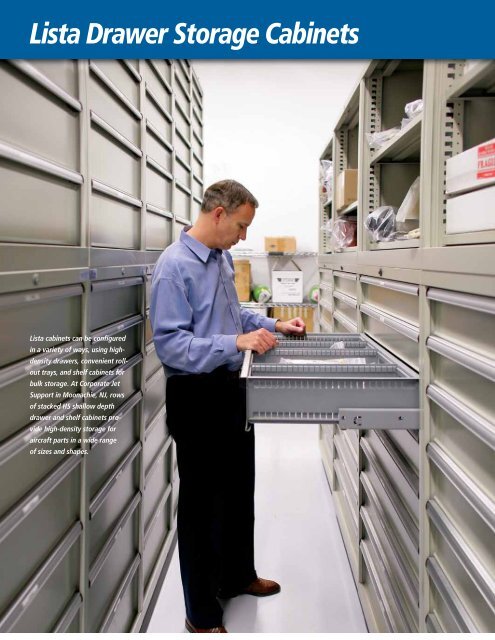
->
<box><xmin>241</xmin><ymin>334</ymin><xmax>419</xmax><ymax>430</ymax></box>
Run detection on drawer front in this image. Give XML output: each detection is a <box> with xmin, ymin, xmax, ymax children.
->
<box><xmin>362</xmin><ymin>310</ymin><xmax>419</xmax><ymax>370</ymax></box>
<box><xmin>89</xmin><ymin>69</ymin><xmax>140</xmax><ymax>145</ymax></box>
<box><xmin>146</xmin><ymin>163</ymin><xmax>172</xmax><ymax>212</ymax></box>
<box><xmin>146</xmin><ymin>211</ymin><xmax>173</xmax><ymax>250</ymax></box>
<box><xmin>192</xmin><ymin>131</ymin><xmax>203</xmax><ymax>159</ymax></box>
<box><xmin>143</xmin><ymin>493</ymin><xmax>172</xmax><ymax>591</ymax></box>
<box><xmin>192</xmin><ymin>175</ymin><xmax>203</xmax><ymax>200</ymax></box>
<box><xmin>0</xmin><ymin>62</ymin><xmax>79</xmax><ymax>169</ymax></box>
<box><xmin>175</xmin><ymin>155</ymin><xmax>192</xmax><ymax>189</ymax></box>
<box><xmin>333</xmin><ymin>271</ymin><xmax>357</xmax><ymax>298</ymax></box>
<box><xmin>143</xmin><ymin>61</ymin><xmax>172</xmax><ymax>114</ymax></box>
<box><xmin>192</xmin><ymin>152</ymin><xmax>203</xmax><ymax>180</ymax></box>
<box><xmin>104</xmin><ymin>558</ymin><xmax>140</xmax><ymax>633</ymax></box>
<box><xmin>29</xmin><ymin>60</ymin><xmax>78</xmax><ymax>96</ymax></box>
<box><xmin>174</xmin><ymin>77</ymin><xmax>191</xmax><ymax>120</ymax></box>
<box><xmin>144</xmin><ymin>94</ymin><xmax>172</xmax><ymax>146</ymax></box>
<box><xmin>91</xmin><ymin>192</ymin><xmax>140</xmax><ymax>249</ymax></box>
<box><xmin>87</xmin><ymin>402</ymin><xmax>141</xmax><ymax>501</ymax></box>
<box><xmin>175</xmin><ymin>61</ymin><xmax>191</xmax><ymax>93</ymax></box>
<box><xmin>192</xmin><ymin>107</ymin><xmax>203</xmax><ymax>139</ymax></box>
<box><xmin>361</xmin><ymin>276</ymin><xmax>419</xmax><ymax>326</ymax></box>
<box><xmin>0</xmin><ymin>410</ymin><xmax>81</xmax><ymax>517</ymax></box>
<box><xmin>144</xmin><ymin>407</ymin><xmax>168</xmax><ymax>471</ymax></box>
<box><xmin>174</xmin><ymin>129</ymin><xmax>191</xmax><ymax>161</ymax></box>
<box><xmin>94</xmin><ymin>61</ymin><xmax>140</xmax><ymax>111</ymax></box>
<box><xmin>90</xmin><ymin>278</ymin><xmax>143</xmax><ymax>331</ymax></box>
<box><xmin>146</xmin><ymin>127</ymin><xmax>172</xmax><ymax>173</ymax></box>
<box><xmin>0</xmin><ymin>159</ymin><xmax>81</xmax><ymax>245</ymax></box>
<box><xmin>174</xmin><ymin>101</ymin><xmax>191</xmax><ymax>143</ymax></box>
<box><xmin>87</xmin><ymin>320</ymin><xmax>142</xmax><ymax>381</ymax></box>
<box><xmin>429</xmin><ymin>290</ymin><xmax>495</xmax><ymax>361</ymax></box>
<box><xmin>144</xmin><ymin>368</ymin><xmax>166</xmax><ymax>426</ymax></box>
<box><xmin>333</xmin><ymin>294</ymin><xmax>358</xmax><ymax>326</ymax></box>
<box><xmin>143</xmin><ymin>440</ymin><xmax>172</xmax><ymax>530</ymax></box>
<box><xmin>173</xmin><ymin>183</ymin><xmax>192</xmax><ymax>220</ymax></box>
<box><xmin>145</xmin><ymin>344</ymin><xmax>163</xmax><ymax>380</ymax></box>
<box><xmin>0</xmin><ymin>285</ymin><xmax>83</xmax><ymax>368</ymax></box>
<box><xmin>90</xmin><ymin>127</ymin><xmax>140</xmax><ymax>197</ymax></box>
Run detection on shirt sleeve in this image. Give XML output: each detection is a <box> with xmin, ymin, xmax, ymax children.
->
<box><xmin>150</xmin><ymin>276</ymin><xmax>239</xmax><ymax>374</ymax></box>
<box><xmin>240</xmin><ymin>306</ymin><xmax>278</xmax><ymax>333</ymax></box>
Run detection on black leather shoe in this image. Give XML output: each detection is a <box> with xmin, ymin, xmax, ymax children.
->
<box><xmin>185</xmin><ymin>618</ymin><xmax>227</xmax><ymax>633</ymax></box>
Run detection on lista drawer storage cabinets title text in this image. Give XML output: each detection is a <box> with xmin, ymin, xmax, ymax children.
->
<box><xmin>0</xmin><ymin>59</ymin><xmax>203</xmax><ymax>632</ymax></box>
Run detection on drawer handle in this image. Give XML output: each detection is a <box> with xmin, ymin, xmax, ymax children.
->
<box><xmin>21</xmin><ymin>584</ymin><xmax>39</xmax><ymax>609</ymax></box>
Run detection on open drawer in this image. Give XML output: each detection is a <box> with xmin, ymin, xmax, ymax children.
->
<box><xmin>241</xmin><ymin>334</ymin><xmax>419</xmax><ymax>430</ymax></box>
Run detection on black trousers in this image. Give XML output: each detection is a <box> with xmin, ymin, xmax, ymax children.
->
<box><xmin>166</xmin><ymin>367</ymin><xmax>257</xmax><ymax>628</ymax></box>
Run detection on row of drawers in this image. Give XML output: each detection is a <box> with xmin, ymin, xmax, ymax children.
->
<box><xmin>1</xmin><ymin>59</ymin><xmax>203</xmax><ymax>248</ymax></box>
<box><xmin>320</xmin><ymin>270</ymin><xmax>495</xmax><ymax>632</ymax></box>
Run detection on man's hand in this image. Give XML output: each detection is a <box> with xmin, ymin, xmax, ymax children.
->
<box><xmin>275</xmin><ymin>317</ymin><xmax>306</xmax><ymax>336</ymax></box>
<box><xmin>236</xmin><ymin>328</ymin><xmax>278</xmax><ymax>354</ymax></box>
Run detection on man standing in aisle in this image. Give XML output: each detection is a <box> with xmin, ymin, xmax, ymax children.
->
<box><xmin>150</xmin><ymin>180</ymin><xmax>305</xmax><ymax>633</ymax></box>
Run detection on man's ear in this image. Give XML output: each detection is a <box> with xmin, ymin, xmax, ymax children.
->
<box><xmin>213</xmin><ymin>206</ymin><xmax>224</xmax><ymax>223</ymax></box>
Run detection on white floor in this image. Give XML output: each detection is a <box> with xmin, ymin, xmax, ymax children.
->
<box><xmin>147</xmin><ymin>423</ymin><xmax>367</xmax><ymax>633</ymax></box>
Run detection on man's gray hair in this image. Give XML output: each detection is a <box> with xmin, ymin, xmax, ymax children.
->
<box><xmin>201</xmin><ymin>179</ymin><xmax>259</xmax><ymax>214</ymax></box>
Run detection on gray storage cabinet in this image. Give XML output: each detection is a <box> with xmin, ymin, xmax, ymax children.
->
<box><xmin>0</xmin><ymin>59</ymin><xmax>204</xmax><ymax>631</ymax></box>
<box><xmin>318</xmin><ymin>60</ymin><xmax>495</xmax><ymax>632</ymax></box>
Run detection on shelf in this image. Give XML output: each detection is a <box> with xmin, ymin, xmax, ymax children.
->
<box><xmin>231</xmin><ymin>251</ymin><xmax>317</xmax><ymax>258</ymax></box>
<box><xmin>337</xmin><ymin>200</ymin><xmax>358</xmax><ymax>216</ymax></box>
<box><xmin>446</xmin><ymin>61</ymin><xmax>495</xmax><ymax>100</ymax></box>
<box><xmin>240</xmin><ymin>302</ymin><xmax>317</xmax><ymax>308</ymax></box>
<box><xmin>371</xmin><ymin>239</ymin><xmax>420</xmax><ymax>250</ymax></box>
<box><xmin>370</xmin><ymin>115</ymin><xmax>422</xmax><ymax>165</ymax></box>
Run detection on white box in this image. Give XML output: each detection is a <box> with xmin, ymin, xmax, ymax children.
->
<box><xmin>446</xmin><ymin>139</ymin><xmax>495</xmax><ymax>195</ymax></box>
<box><xmin>272</xmin><ymin>266</ymin><xmax>303</xmax><ymax>303</ymax></box>
<box><xmin>446</xmin><ymin>185</ymin><xmax>495</xmax><ymax>234</ymax></box>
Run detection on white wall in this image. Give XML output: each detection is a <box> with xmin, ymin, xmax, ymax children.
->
<box><xmin>193</xmin><ymin>59</ymin><xmax>368</xmax><ymax>253</ymax></box>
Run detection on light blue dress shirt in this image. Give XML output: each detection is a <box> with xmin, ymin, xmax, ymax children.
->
<box><xmin>150</xmin><ymin>229</ymin><xmax>278</xmax><ymax>376</ymax></box>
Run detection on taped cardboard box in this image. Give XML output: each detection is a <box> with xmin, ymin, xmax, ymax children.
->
<box><xmin>446</xmin><ymin>185</ymin><xmax>495</xmax><ymax>234</ymax></box>
<box><xmin>270</xmin><ymin>305</ymin><xmax>315</xmax><ymax>332</ymax></box>
<box><xmin>234</xmin><ymin>259</ymin><xmax>251</xmax><ymax>302</ymax></box>
<box><xmin>264</xmin><ymin>236</ymin><xmax>297</xmax><ymax>253</ymax></box>
<box><xmin>446</xmin><ymin>138</ymin><xmax>495</xmax><ymax>195</ymax></box>
<box><xmin>336</xmin><ymin>169</ymin><xmax>358</xmax><ymax>212</ymax></box>
<box><xmin>271</xmin><ymin>260</ymin><xmax>303</xmax><ymax>303</ymax></box>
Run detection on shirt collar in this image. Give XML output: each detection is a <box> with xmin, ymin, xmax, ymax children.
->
<box><xmin>180</xmin><ymin>227</ymin><xmax>223</xmax><ymax>264</ymax></box>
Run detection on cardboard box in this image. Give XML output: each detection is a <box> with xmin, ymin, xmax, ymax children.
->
<box><xmin>272</xmin><ymin>261</ymin><xmax>303</xmax><ymax>303</ymax></box>
<box><xmin>336</xmin><ymin>169</ymin><xmax>358</xmax><ymax>212</ymax></box>
<box><xmin>264</xmin><ymin>236</ymin><xmax>297</xmax><ymax>253</ymax></box>
<box><xmin>446</xmin><ymin>185</ymin><xmax>495</xmax><ymax>234</ymax></box>
<box><xmin>233</xmin><ymin>260</ymin><xmax>251</xmax><ymax>302</ymax></box>
<box><xmin>446</xmin><ymin>138</ymin><xmax>495</xmax><ymax>195</ymax></box>
<box><xmin>270</xmin><ymin>306</ymin><xmax>315</xmax><ymax>332</ymax></box>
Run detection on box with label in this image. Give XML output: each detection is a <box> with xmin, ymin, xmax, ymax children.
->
<box><xmin>233</xmin><ymin>260</ymin><xmax>251</xmax><ymax>302</ymax></box>
<box><xmin>335</xmin><ymin>169</ymin><xmax>358</xmax><ymax>212</ymax></box>
<box><xmin>446</xmin><ymin>138</ymin><xmax>495</xmax><ymax>195</ymax></box>
<box><xmin>264</xmin><ymin>236</ymin><xmax>297</xmax><ymax>253</ymax></box>
<box><xmin>270</xmin><ymin>306</ymin><xmax>315</xmax><ymax>332</ymax></box>
<box><xmin>446</xmin><ymin>185</ymin><xmax>495</xmax><ymax>234</ymax></box>
<box><xmin>271</xmin><ymin>260</ymin><xmax>303</xmax><ymax>303</ymax></box>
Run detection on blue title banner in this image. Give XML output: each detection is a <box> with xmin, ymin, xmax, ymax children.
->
<box><xmin>1</xmin><ymin>0</ymin><xmax>494</xmax><ymax>58</ymax></box>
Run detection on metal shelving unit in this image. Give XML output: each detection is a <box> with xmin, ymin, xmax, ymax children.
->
<box><xmin>318</xmin><ymin>59</ymin><xmax>495</xmax><ymax>633</ymax></box>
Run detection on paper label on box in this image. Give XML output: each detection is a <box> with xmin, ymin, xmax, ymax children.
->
<box><xmin>477</xmin><ymin>142</ymin><xmax>495</xmax><ymax>180</ymax></box>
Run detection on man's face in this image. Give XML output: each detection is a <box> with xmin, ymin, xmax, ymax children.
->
<box><xmin>215</xmin><ymin>203</ymin><xmax>255</xmax><ymax>250</ymax></box>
